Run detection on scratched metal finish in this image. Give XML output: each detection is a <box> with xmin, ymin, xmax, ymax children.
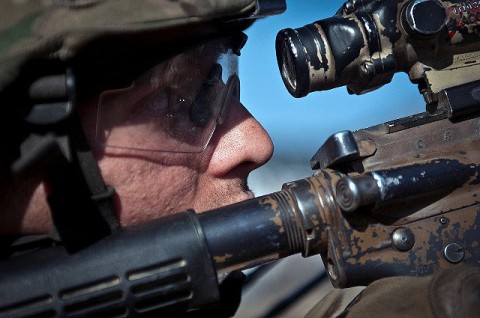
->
<box><xmin>317</xmin><ymin>112</ymin><xmax>480</xmax><ymax>287</ymax></box>
<box><xmin>219</xmin><ymin>111</ymin><xmax>480</xmax><ymax>288</ymax></box>
<box><xmin>199</xmin><ymin>191</ymin><xmax>294</xmax><ymax>275</ymax></box>
<box><xmin>282</xmin><ymin>169</ymin><xmax>343</xmax><ymax>257</ymax></box>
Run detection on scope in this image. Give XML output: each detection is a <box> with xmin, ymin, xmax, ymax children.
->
<box><xmin>276</xmin><ymin>0</ymin><xmax>480</xmax><ymax>101</ymax></box>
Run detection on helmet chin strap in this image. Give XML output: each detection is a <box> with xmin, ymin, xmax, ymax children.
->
<box><xmin>11</xmin><ymin>64</ymin><xmax>118</xmax><ymax>253</ymax></box>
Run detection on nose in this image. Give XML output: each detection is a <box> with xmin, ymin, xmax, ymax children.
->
<box><xmin>207</xmin><ymin>99</ymin><xmax>274</xmax><ymax>177</ymax></box>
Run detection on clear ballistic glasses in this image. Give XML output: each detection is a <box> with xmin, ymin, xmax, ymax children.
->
<box><xmin>95</xmin><ymin>38</ymin><xmax>240</xmax><ymax>153</ymax></box>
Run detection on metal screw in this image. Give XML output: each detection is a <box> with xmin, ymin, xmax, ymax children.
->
<box><xmin>361</xmin><ymin>61</ymin><xmax>375</xmax><ymax>76</ymax></box>
<box><xmin>439</xmin><ymin>217</ymin><xmax>448</xmax><ymax>225</ymax></box>
<box><xmin>392</xmin><ymin>227</ymin><xmax>415</xmax><ymax>251</ymax></box>
<box><xmin>444</xmin><ymin>243</ymin><xmax>464</xmax><ymax>263</ymax></box>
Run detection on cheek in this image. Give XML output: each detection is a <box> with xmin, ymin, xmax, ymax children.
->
<box><xmin>97</xmin><ymin>156</ymin><xmax>200</xmax><ymax>226</ymax></box>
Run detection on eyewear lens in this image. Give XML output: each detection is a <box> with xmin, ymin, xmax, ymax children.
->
<box><xmin>95</xmin><ymin>38</ymin><xmax>240</xmax><ymax>153</ymax></box>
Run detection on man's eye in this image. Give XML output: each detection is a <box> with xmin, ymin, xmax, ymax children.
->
<box><xmin>189</xmin><ymin>93</ymin><xmax>212</xmax><ymax>127</ymax></box>
<box><xmin>165</xmin><ymin>83</ymin><xmax>217</xmax><ymax>128</ymax></box>
<box><xmin>164</xmin><ymin>62</ymin><xmax>224</xmax><ymax>127</ymax></box>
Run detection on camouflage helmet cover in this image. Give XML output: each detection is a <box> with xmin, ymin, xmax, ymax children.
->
<box><xmin>0</xmin><ymin>0</ymin><xmax>263</xmax><ymax>92</ymax></box>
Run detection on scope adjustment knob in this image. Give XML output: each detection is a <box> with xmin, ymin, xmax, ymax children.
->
<box><xmin>402</xmin><ymin>0</ymin><xmax>447</xmax><ymax>37</ymax></box>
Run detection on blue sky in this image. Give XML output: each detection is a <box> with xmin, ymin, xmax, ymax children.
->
<box><xmin>239</xmin><ymin>0</ymin><xmax>425</xmax><ymax>162</ymax></box>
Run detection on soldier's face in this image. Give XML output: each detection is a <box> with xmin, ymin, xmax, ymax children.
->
<box><xmin>83</xmin><ymin>96</ymin><xmax>273</xmax><ymax>226</ymax></box>
<box><xmin>78</xmin><ymin>39</ymin><xmax>274</xmax><ymax>226</ymax></box>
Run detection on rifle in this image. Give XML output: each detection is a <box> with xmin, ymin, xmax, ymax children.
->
<box><xmin>1</xmin><ymin>0</ymin><xmax>479</xmax><ymax>316</ymax></box>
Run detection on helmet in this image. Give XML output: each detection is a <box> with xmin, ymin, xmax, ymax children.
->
<box><xmin>0</xmin><ymin>0</ymin><xmax>285</xmax><ymax>93</ymax></box>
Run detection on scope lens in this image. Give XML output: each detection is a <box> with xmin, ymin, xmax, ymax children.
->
<box><xmin>275</xmin><ymin>29</ymin><xmax>310</xmax><ymax>98</ymax></box>
<box><xmin>279</xmin><ymin>38</ymin><xmax>298</xmax><ymax>92</ymax></box>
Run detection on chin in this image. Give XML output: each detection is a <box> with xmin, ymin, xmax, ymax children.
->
<box><xmin>194</xmin><ymin>190</ymin><xmax>254</xmax><ymax>213</ymax></box>
<box><xmin>239</xmin><ymin>190</ymin><xmax>255</xmax><ymax>201</ymax></box>
<box><xmin>221</xmin><ymin>189</ymin><xmax>255</xmax><ymax>207</ymax></box>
